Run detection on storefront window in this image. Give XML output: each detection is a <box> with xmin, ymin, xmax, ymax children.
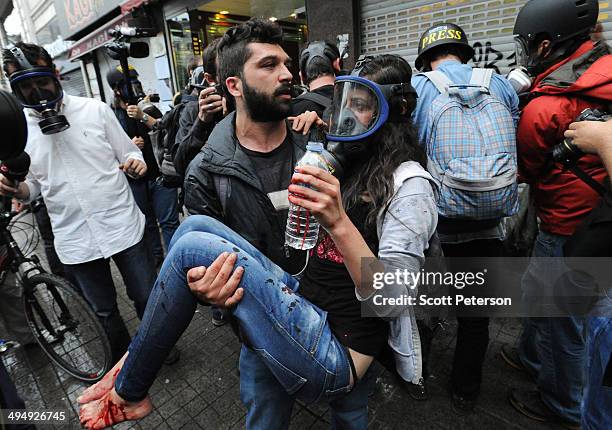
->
<box><xmin>167</xmin><ymin>12</ymin><xmax>195</xmax><ymax>92</ymax></box>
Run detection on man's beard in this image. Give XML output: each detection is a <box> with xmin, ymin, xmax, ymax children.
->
<box><xmin>242</xmin><ymin>78</ymin><xmax>292</xmax><ymax>122</ymax></box>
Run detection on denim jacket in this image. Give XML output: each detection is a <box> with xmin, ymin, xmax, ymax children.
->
<box><xmin>357</xmin><ymin>161</ymin><xmax>440</xmax><ymax>384</ymax></box>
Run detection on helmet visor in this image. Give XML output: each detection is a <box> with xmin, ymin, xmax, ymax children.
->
<box><xmin>328</xmin><ymin>78</ymin><xmax>384</xmax><ymax>141</ymax></box>
<box><xmin>513</xmin><ymin>36</ymin><xmax>530</xmax><ymax>69</ymax></box>
<box><xmin>10</xmin><ymin>70</ymin><xmax>63</xmax><ymax>109</ymax></box>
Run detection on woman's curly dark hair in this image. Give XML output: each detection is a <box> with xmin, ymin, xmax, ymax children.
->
<box><xmin>341</xmin><ymin>54</ymin><xmax>426</xmax><ymax>233</ymax></box>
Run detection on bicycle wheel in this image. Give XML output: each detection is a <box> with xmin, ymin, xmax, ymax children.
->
<box><xmin>23</xmin><ymin>272</ymin><xmax>112</xmax><ymax>382</ymax></box>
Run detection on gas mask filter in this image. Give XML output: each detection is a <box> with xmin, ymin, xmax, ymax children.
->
<box><xmin>8</xmin><ymin>47</ymin><xmax>69</xmax><ymax>135</ymax></box>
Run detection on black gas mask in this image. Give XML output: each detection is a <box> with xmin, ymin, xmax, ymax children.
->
<box><xmin>107</xmin><ymin>66</ymin><xmax>146</xmax><ymax>105</ymax></box>
<box><xmin>8</xmin><ymin>47</ymin><xmax>69</xmax><ymax>135</ymax></box>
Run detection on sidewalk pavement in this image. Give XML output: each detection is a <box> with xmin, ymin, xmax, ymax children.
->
<box><xmin>0</xmin><ymin>217</ymin><xmax>551</xmax><ymax>429</ymax></box>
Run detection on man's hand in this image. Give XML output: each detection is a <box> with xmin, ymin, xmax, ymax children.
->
<box><xmin>187</xmin><ymin>252</ymin><xmax>244</xmax><ymax>308</ymax></box>
<box><xmin>132</xmin><ymin>136</ymin><xmax>145</xmax><ymax>149</ymax></box>
<box><xmin>119</xmin><ymin>158</ymin><xmax>147</xmax><ymax>178</ymax></box>
<box><xmin>564</xmin><ymin>119</ymin><xmax>612</xmax><ymax>155</ymax></box>
<box><xmin>0</xmin><ymin>174</ymin><xmax>19</xmax><ymax>196</ymax></box>
<box><xmin>126</xmin><ymin>105</ymin><xmax>144</xmax><ymax>121</ymax></box>
<box><xmin>197</xmin><ymin>87</ymin><xmax>223</xmax><ymax>123</ymax></box>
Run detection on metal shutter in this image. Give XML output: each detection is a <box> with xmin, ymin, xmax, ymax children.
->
<box><xmin>361</xmin><ymin>0</ymin><xmax>612</xmax><ymax>75</ymax></box>
<box><xmin>61</xmin><ymin>69</ymin><xmax>88</xmax><ymax>98</ymax></box>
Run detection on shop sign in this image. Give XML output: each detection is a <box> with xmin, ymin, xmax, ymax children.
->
<box><xmin>55</xmin><ymin>0</ymin><xmax>122</xmax><ymax>39</ymax></box>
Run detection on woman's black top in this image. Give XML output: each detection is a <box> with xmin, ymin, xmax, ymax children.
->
<box><xmin>298</xmin><ymin>200</ymin><xmax>389</xmax><ymax>357</ymax></box>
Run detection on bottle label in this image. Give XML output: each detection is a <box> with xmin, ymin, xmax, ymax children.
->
<box><xmin>268</xmin><ymin>190</ymin><xmax>289</xmax><ymax>211</ymax></box>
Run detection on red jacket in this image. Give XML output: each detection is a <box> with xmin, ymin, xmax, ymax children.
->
<box><xmin>518</xmin><ymin>40</ymin><xmax>612</xmax><ymax>236</ymax></box>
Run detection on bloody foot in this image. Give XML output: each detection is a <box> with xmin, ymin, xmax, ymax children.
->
<box><xmin>77</xmin><ymin>352</ymin><xmax>128</xmax><ymax>404</ymax></box>
<box><xmin>79</xmin><ymin>388</ymin><xmax>152</xmax><ymax>430</ymax></box>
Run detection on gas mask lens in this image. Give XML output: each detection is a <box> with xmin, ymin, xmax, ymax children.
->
<box><xmin>328</xmin><ymin>79</ymin><xmax>381</xmax><ymax>140</ymax></box>
<box><xmin>11</xmin><ymin>71</ymin><xmax>62</xmax><ymax>109</ymax></box>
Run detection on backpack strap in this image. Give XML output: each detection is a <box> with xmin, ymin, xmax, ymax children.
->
<box><xmin>296</xmin><ymin>91</ymin><xmax>332</xmax><ymax>110</ymax></box>
<box><xmin>469</xmin><ymin>68</ymin><xmax>493</xmax><ymax>92</ymax></box>
<box><xmin>212</xmin><ymin>174</ymin><xmax>231</xmax><ymax>215</ymax></box>
<box><xmin>422</xmin><ymin>71</ymin><xmax>453</xmax><ymax>94</ymax></box>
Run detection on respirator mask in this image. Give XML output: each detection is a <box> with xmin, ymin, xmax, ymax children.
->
<box><xmin>8</xmin><ymin>47</ymin><xmax>69</xmax><ymax>135</ymax></box>
<box><xmin>324</xmin><ymin>57</ymin><xmax>416</xmax><ymax>178</ymax></box>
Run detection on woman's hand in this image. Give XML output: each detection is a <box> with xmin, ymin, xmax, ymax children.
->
<box><xmin>288</xmin><ymin>165</ymin><xmax>349</xmax><ymax>232</ymax></box>
<box><xmin>187</xmin><ymin>252</ymin><xmax>245</xmax><ymax>308</ymax></box>
<box><xmin>288</xmin><ymin>111</ymin><xmax>328</xmax><ymax>135</ymax></box>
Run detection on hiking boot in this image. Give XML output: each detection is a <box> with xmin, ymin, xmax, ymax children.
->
<box><xmin>163</xmin><ymin>347</ymin><xmax>180</xmax><ymax>365</ymax></box>
<box><xmin>509</xmin><ymin>389</ymin><xmax>581</xmax><ymax>430</ymax></box>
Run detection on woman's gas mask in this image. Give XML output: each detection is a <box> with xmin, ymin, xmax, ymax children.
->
<box><xmin>8</xmin><ymin>46</ymin><xmax>69</xmax><ymax>135</ymax></box>
<box><xmin>323</xmin><ymin>60</ymin><xmax>417</xmax><ymax>179</ymax></box>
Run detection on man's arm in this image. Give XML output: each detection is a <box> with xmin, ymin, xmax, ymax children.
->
<box><xmin>183</xmin><ymin>153</ymin><xmax>224</xmax><ymax>219</ymax></box>
<box><xmin>101</xmin><ymin>103</ymin><xmax>145</xmax><ymax>165</ymax></box>
<box><xmin>174</xmin><ymin>102</ymin><xmax>215</xmax><ymax>176</ymax></box>
<box><xmin>517</xmin><ymin>97</ymin><xmax>583</xmax><ymax>183</ymax></box>
<box><xmin>564</xmin><ymin>119</ymin><xmax>612</xmax><ymax>183</ymax></box>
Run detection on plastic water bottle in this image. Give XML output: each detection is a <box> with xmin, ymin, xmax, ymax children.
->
<box><xmin>285</xmin><ymin>141</ymin><xmax>328</xmax><ymax>250</ymax></box>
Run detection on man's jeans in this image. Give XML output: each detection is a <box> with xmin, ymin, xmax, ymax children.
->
<box><xmin>518</xmin><ymin>230</ymin><xmax>585</xmax><ymax>424</ymax></box>
<box><xmin>129</xmin><ymin>178</ymin><xmax>180</xmax><ymax>261</ymax></box>
<box><xmin>65</xmin><ymin>237</ymin><xmax>156</xmax><ymax>362</ymax></box>
<box><xmin>115</xmin><ymin>216</ymin><xmax>368</xmax><ymax>428</ymax></box>
<box><xmin>583</xmin><ymin>317</ymin><xmax>612</xmax><ymax>429</ymax></box>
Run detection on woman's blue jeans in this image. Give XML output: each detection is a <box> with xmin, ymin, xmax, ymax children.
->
<box><xmin>115</xmin><ymin>216</ymin><xmax>368</xmax><ymax>428</ymax></box>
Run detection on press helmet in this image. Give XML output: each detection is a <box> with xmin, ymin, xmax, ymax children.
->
<box><xmin>415</xmin><ymin>23</ymin><xmax>475</xmax><ymax>71</ymax></box>
<box><xmin>106</xmin><ymin>65</ymin><xmax>139</xmax><ymax>89</ymax></box>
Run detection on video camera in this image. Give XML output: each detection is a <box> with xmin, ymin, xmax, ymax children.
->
<box><xmin>105</xmin><ymin>26</ymin><xmax>155</xmax><ymax>105</ymax></box>
<box><xmin>553</xmin><ymin>108</ymin><xmax>612</xmax><ymax>166</ymax></box>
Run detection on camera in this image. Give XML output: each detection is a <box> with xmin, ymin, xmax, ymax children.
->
<box><xmin>105</xmin><ymin>27</ymin><xmax>154</xmax><ymax>105</ymax></box>
<box><xmin>553</xmin><ymin>108</ymin><xmax>612</xmax><ymax>166</ymax></box>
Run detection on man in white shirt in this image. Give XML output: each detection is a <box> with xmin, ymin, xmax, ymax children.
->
<box><xmin>0</xmin><ymin>43</ymin><xmax>158</xmax><ymax>363</ymax></box>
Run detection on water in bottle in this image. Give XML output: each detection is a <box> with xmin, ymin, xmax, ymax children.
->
<box><xmin>285</xmin><ymin>141</ymin><xmax>328</xmax><ymax>250</ymax></box>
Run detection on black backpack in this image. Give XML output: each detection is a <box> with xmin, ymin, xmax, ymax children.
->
<box><xmin>149</xmin><ymin>102</ymin><xmax>187</xmax><ymax>188</ymax></box>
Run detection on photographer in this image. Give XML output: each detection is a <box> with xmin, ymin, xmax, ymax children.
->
<box><xmin>174</xmin><ymin>38</ymin><xmax>226</xmax><ymax>177</ymax></box>
<box><xmin>0</xmin><ymin>42</ymin><xmax>156</xmax><ymax>364</ymax></box>
<box><xmin>107</xmin><ymin>66</ymin><xmax>180</xmax><ymax>267</ymax></box>
<box><xmin>563</xmin><ymin>119</ymin><xmax>612</xmax><ymax>429</ymax></box>
<box><xmin>505</xmin><ymin>0</ymin><xmax>612</xmax><ymax>427</ymax></box>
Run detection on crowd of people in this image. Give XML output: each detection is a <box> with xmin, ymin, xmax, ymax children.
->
<box><xmin>0</xmin><ymin>0</ymin><xmax>610</xmax><ymax>429</ymax></box>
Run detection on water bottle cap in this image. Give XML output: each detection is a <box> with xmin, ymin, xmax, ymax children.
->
<box><xmin>306</xmin><ymin>141</ymin><xmax>324</xmax><ymax>152</ymax></box>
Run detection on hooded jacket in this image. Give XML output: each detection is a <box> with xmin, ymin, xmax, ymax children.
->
<box><xmin>518</xmin><ymin>40</ymin><xmax>612</xmax><ymax>236</ymax></box>
<box><xmin>184</xmin><ymin>112</ymin><xmax>308</xmax><ymax>274</ymax></box>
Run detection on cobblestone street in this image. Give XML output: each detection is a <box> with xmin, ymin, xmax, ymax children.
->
<box><xmin>1</xmin><ymin>215</ymin><xmax>551</xmax><ymax>429</ymax></box>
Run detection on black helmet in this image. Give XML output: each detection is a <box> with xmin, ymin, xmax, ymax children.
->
<box><xmin>513</xmin><ymin>0</ymin><xmax>598</xmax><ymax>46</ymax></box>
<box><xmin>106</xmin><ymin>65</ymin><xmax>139</xmax><ymax>89</ymax></box>
<box><xmin>415</xmin><ymin>23</ymin><xmax>475</xmax><ymax>71</ymax></box>
<box><xmin>299</xmin><ymin>41</ymin><xmax>341</xmax><ymax>78</ymax></box>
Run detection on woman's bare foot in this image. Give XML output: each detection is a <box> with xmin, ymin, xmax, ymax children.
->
<box><xmin>79</xmin><ymin>388</ymin><xmax>152</xmax><ymax>430</ymax></box>
<box><xmin>77</xmin><ymin>353</ymin><xmax>128</xmax><ymax>404</ymax></box>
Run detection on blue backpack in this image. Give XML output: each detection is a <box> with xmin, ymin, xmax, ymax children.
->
<box><xmin>420</xmin><ymin>68</ymin><xmax>519</xmax><ymax>220</ymax></box>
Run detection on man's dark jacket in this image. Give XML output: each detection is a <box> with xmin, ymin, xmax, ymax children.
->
<box><xmin>184</xmin><ymin>111</ymin><xmax>308</xmax><ymax>274</ymax></box>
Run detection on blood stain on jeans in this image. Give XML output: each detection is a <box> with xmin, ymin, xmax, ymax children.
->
<box><xmin>232</xmin><ymin>247</ymin><xmax>240</xmax><ymax>253</ymax></box>
<box><xmin>288</xmin><ymin>301</ymin><xmax>297</xmax><ymax>312</ymax></box>
<box><xmin>281</xmin><ymin>286</ymin><xmax>293</xmax><ymax>294</ymax></box>
<box><xmin>265</xmin><ymin>279</ymin><xmax>274</xmax><ymax>284</ymax></box>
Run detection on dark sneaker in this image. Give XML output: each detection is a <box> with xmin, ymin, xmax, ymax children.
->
<box><xmin>509</xmin><ymin>389</ymin><xmax>581</xmax><ymax>430</ymax></box>
<box><xmin>211</xmin><ymin>308</ymin><xmax>227</xmax><ymax>327</ymax></box>
<box><xmin>451</xmin><ymin>392</ymin><xmax>476</xmax><ymax>415</ymax></box>
<box><xmin>163</xmin><ymin>347</ymin><xmax>180</xmax><ymax>366</ymax></box>
<box><xmin>401</xmin><ymin>377</ymin><xmax>428</xmax><ymax>401</ymax></box>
